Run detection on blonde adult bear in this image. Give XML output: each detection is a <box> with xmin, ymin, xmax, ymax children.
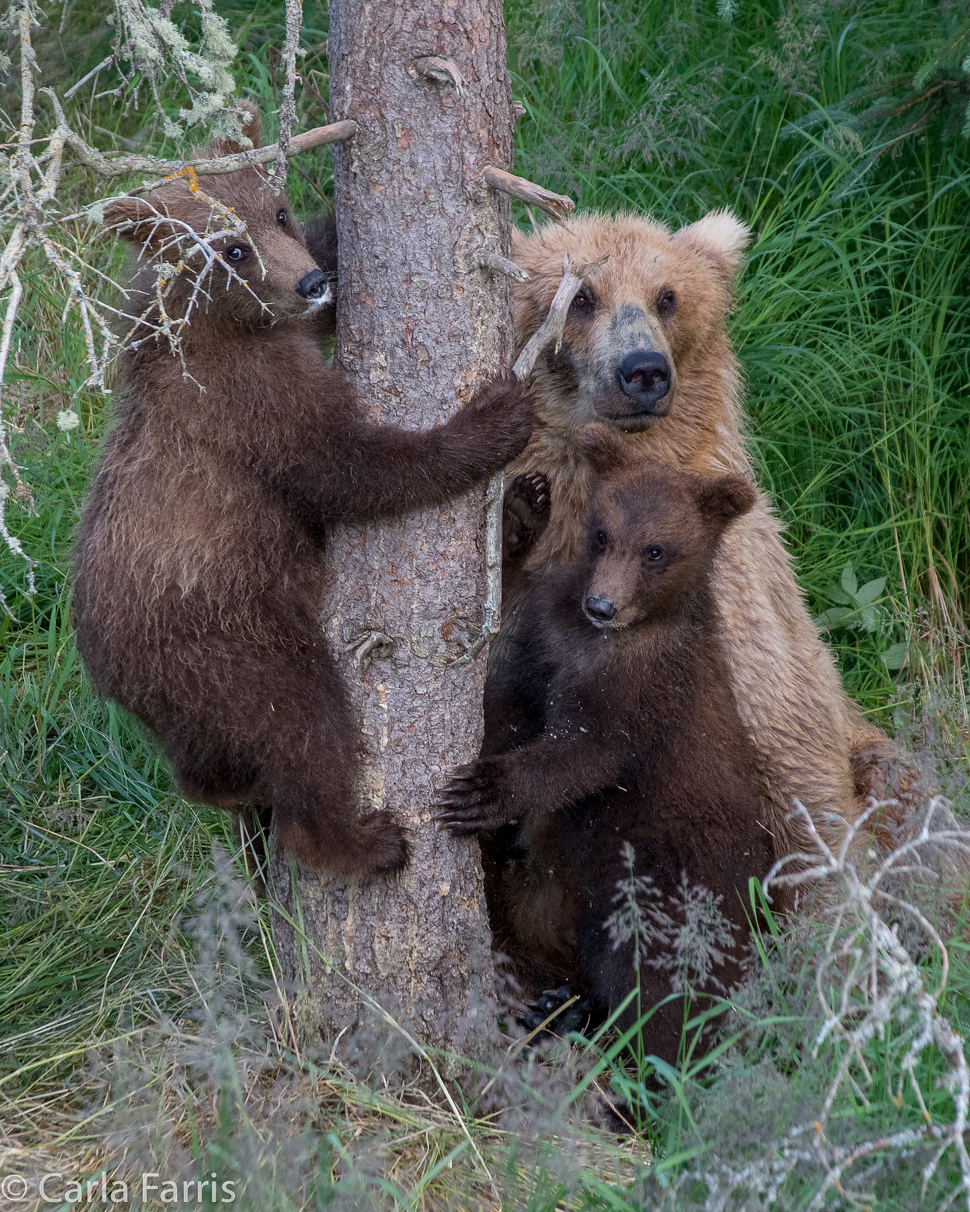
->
<box><xmin>493</xmin><ymin>209</ymin><xmax>902</xmax><ymax>875</ymax></box>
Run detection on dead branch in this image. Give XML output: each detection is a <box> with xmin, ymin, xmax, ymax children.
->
<box><xmin>453</xmin><ymin>257</ymin><xmax>583</xmax><ymax>664</ymax></box>
<box><xmin>63</xmin><ymin>55</ymin><xmax>116</xmax><ymax>101</ymax></box>
<box><xmin>483</xmin><ymin>166</ymin><xmax>575</xmax><ymax>221</ymax></box>
<box><xmin>270</xmin><ymin>0</ymin><xmax>304</xmax><ymax>190</ymax></box>
<box><xmin>512</xmin><ymin>255</ymin><xmax>583</xmax><ymax>379</ymax></box>
<box><xmin>63</xmin><ymin>116</ymin><xmax>358</xmax><ymax>181</ymax></box>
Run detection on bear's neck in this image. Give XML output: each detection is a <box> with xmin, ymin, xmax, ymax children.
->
<box><xmin>554</xmin><ymin>575</ymin><xmax>734</xmax><ymax>756</ymax></box>
<box><xmin>115</xmin><ymin>311</ymin><xmax>328</xmax><ymax>463</ymax></box>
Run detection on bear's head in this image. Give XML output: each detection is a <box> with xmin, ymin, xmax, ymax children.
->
<box><xmin>101</xmin><ymin>103</ymin><xmax>331</xmax><ymax>329</ymax></box>
<box><xmin>577</xmin><ymin>425</ymin><xmax>756</xmax><ymax>630</ymax></box>
<box><xmin>512</xmin><ymin>210</ymin><xmax>749</xmax><ymax>434</ymax></box>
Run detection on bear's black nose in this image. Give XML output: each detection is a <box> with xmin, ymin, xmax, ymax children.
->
<box><xmin>616</xmin><ymin>351</ymin><xmax>671</xmax><ymax>407</ymax></box>
<box><xmin>296</xmin><ymin>269</ymin><xmax>330</xmax><ymax>300</ymax></box>
<box><xmin>585</xmin><ymin>595</ymin><xmax>617</xmax><ymax>623</ymax></box>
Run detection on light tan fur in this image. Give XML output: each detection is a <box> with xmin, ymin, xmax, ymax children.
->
<box><xmin>507</xmin><ymin>211</ymin><xmax>893</xmax><ymax>858</ymax></box>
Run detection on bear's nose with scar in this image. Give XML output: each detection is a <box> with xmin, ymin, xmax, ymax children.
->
<box><xmin>616</xmin><ymin>350</ymin><xmax>671</xmax><ymax>407</ymax></box>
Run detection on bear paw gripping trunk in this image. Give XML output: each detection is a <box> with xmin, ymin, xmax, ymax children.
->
<box><xmin>269</xmin><ymin>0</ymin><xmax>517</xmax><ymax>1061</ymax></box>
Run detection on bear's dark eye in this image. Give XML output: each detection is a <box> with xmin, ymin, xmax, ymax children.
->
<box><xmin>570</xmin><ymin>287</ymin><xmax>596</xmax><ymax>314</ymax></box>
<box><xmin>646</xmin><ymin>546</ymin><xmax>665</xmax><ymax>561</ymax></box>
<box><xmin>656</xmin><ymin>288</ymin><xmax>676</xmax><ymax>319</ymax></box>
<box><xmin>593</xmin><ymin>529</ymin><xmax>608</xmax><ymax>552</ymax></box>
<box><xmin>224</xmin><ymin>245</ymin><xmax>250</xmax><ymax>263</ymax></box>
<box><xmin>277</xmin><ymin>209</ymin><xmax>288</xmax><ymax>227</ymax></box>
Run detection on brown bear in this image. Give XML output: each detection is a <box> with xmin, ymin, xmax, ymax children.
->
<box><xmin>72</xmin><ymin>106</ymin><xmax>533</xmax><ymax>877</ymax></box>
<box><xmin>495</xmin><ymin>209</ymin><xmax>906</xmax><ymax>877</ymax></box>
<box><xmin>437</xmin><ymin>428</ymin><xmax>772</xmax><ymax>1062</ymax></box>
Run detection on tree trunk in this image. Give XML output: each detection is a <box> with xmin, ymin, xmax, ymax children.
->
<box><xmin>270</xmin><ymin>0</ymin><xmax>514</xmax><ymax>1058</ymax></box>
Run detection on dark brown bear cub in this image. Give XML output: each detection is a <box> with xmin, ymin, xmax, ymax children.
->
<box><xmin>436</xmin><ymin>427</ymin><xmax>773</xmax><ymax>1061</ymax></box>
<box><xmin>73</xmin><ymin>106</ymin><xmax>533</xmax><ymax>877</ymax></box>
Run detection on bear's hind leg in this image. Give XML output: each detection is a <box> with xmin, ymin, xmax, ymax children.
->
<box><xmin>270</xmin><ymin>772</ymin><xmax>410</xmax><ymax>876</ymax></box>
<box><xmin>175</xmin><ymin>754</ymin><xmax>259</xmax><ymax>811</ymax></box>
<box><xmin>256</xmin><ymin>658</ymin><xmax>409</xmax><ymax>877</ymax></box>
<box><xmin>576</xmin><ymin>910</ymin><xmax>688</xmax><ymax>1066</ymax></box>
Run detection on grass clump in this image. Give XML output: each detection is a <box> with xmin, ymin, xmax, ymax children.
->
<box><xmin>2</xmin><ymin>0</ymin><xmax>970</xmax><ymax>1208</ymax></box>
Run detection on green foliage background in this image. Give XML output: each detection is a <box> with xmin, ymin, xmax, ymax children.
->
<box><xmin>2</xmin><ymin>0</ymin><xmax>970</xmax><ymax>1207</ymax></box>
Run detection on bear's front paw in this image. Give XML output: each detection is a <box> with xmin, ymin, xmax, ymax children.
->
<box><xmin>460</xmin><ymin>372</ymin><xmax>534</xmax><ymax>461</ymax></box>
<box><xmin>434</xmin><ymin>758</ymin><xmax>516</xmax><ymax>836</ymax></box>
<box><xmin>504</xmin><ymin>472</ymin><xmax>550</xmax><ymax>555</ymax></box>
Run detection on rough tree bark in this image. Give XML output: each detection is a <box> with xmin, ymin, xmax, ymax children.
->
<box><xmin>270</xmin><ymin>0</ymin><xmax>515</xmax><ymax>1056</ymax></box>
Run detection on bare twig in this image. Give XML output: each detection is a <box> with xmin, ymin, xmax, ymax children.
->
<box><xmin>63</xmin><ymin>55</ymin><xmax>115</xmax><ymax>100</ymax></box>
<box><xmin>452</xmin><ymin>257</ymin><xmax>583</xmax><ymax>665</ymax></box>
<box><xmin>484</xmin><ymin>166</ymin><xmax>575</xmax><ymax>221</ymax></box>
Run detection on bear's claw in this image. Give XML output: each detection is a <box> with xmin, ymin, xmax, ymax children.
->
<box><xmin>503</xmin><ymin>471</ymin><xmax>551</xmax><ymax>555</ymax></box>
<box><xmin>434</xmin><ymin>760</ymin><xmax>510</xmax><ymax>835</ymax></box>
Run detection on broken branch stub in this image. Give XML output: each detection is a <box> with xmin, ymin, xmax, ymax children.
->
<box><xmin>477</xmin><ymin>248</ymin><xmax>529</xmax><ymax>282</ymax></box>
<box><xmin>412</xmin><ymin>56</ymin><xmax>467</xmax><ymax>97</ymax></box>
<box><xmin>453</xmin><ymin>256</ymin><xmax>583</xmax><ymax>665</ymax></box>
<box><xmin>484</xmin><ymin>166</ymin><xmax>575</xmax><ymax>222</ymax></box>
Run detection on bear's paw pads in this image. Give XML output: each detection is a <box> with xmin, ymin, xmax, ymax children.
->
<box><xmin>520</xmin><ymin>985</ymin><xmax>592</xmax><ymax>1040</ymax></box>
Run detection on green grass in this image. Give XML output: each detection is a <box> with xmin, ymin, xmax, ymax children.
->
<box><xmin>2</xmin><ymin>0</ymin><xmax>970</xmax><ymax>1207</ymax></box>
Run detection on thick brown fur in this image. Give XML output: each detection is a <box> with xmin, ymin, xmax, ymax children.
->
<box><xmin>438</xmin><ymin>436</ymin><xmax>775</xmax><ymax>1061</ymax></box>
<box><xmin>72</xmin><ymin>106</ymin><xmax>533</xmax><ymax>877</ymax></box>
<box><xmin>496</xmin><ymin>210</ymin><xmax>913</xmax><ymax>878</ymax></box>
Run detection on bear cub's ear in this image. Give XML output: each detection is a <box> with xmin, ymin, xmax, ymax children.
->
<box><xmin>101</xmin><ymin>189</ymin><xmax>195</xmax><ymax>257</ymax></box>
<box><xmin>206</xmin><ymin>100</ymin><xmax>262</xmax><ymax>158</ymax></box>
<box><xmin>695</xmin><ymin>474</ymin><xmax>757</xmax><ymax>522</ymax></box>
<box><xmin>579</xmin><ymin>423</ymin><xmax>633</xmax><ymax>474</ymax></box>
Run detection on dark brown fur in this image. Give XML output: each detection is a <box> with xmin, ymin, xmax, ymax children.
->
<box><xmin>73</xmin><ymin>107</ymin><xmax>533</xmax><ymax>876</ymax></box>
<box><xmin>437</xmin><ymin>428</ymin><xmax>775</xmax><ymax>1061</ymax></box>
